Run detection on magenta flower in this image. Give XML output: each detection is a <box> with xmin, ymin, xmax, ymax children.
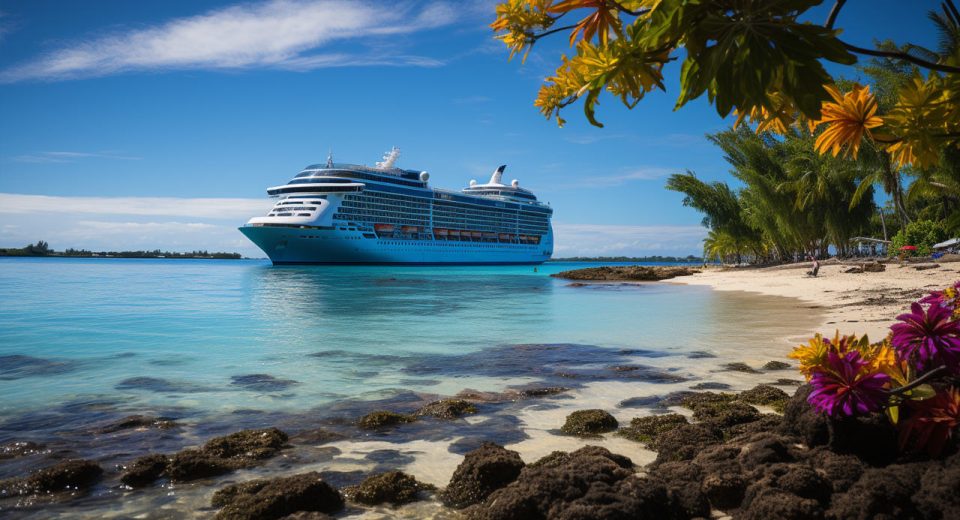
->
<box><xmin>920</xmin><ymin>281</ymin><xmax>960</xmax><ymax>309</ymax></box>
<box><xmin>890</xmin><ymin>302</ymin><xmax>960</xmax><ymax>372</ymax></box>
<box><xmin>807</xmin><ymin>351</ymin><xmax>890</xmax><ymax>417</ymax></box>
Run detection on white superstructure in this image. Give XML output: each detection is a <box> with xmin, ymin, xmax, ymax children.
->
<box><xmin>239</xmin><ymin>150</ymin><xmax>554</xmax><ymax>265</ymax></box>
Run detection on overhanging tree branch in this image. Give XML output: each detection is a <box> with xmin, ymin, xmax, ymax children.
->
<box><xmin>840</xmin><ymin>40</ymin><xmax>960</xmax><ymax>74</ymax></box>
<box><xmin>825</xmin><ymin>0</ymin><xmax>847</xmax><ymax>30</ymax></box>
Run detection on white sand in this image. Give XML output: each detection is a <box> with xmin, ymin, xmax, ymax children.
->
<box><xmin>673</xmin><ymin>262</ymin><xmax>960</xmax><ymax>341</ymax></box>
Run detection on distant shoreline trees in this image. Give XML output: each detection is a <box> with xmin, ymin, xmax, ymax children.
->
<box><xmin>0</xmin><ymin>241</ymin><xmax>243</xmax><ymax>259</ymax></box>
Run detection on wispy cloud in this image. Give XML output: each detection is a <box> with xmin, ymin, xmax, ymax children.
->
<box><xmin>553</xmin><ymin>223</ymin><xmax>706</xmax><ymax>257</ymax></box>
<box><xmin>553</xmin><ymin>166</ymin><xmax>676</xmax><ymax>189</ymax></box>
<box><xmin>0</xmin><ymin>0</ymin><xmax>459</xmax><ymax>82</ymax></box>
<box><xmin>0</xmin><ymin>193</ymin><xmax>272</xmax><ymax>219</ymax></box>
<box><xmin>12</xmin><ymin>151</ymin><xmax>141</xmax><ymax>163</ymax></box>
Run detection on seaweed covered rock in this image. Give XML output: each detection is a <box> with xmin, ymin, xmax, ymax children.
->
<box><xmin>440</xmin><ymin>442</ymin><xmax>525</xmax><ymax>509</ymax></box>
<box><xmin>559</xmin><ymin>409</ymin><xmax>618</xmax><ymax>436</ymax></box>
<box><xmin>121</xmin><ymin>454</ymin><xmax>169</xmax><ymax>487</ymax></box>
<box><xmin>0</xmin><ymin>459</ymin><xmax>103</xmax><ymax>497</ymax></box>
<box><xmin>345</xmin><ymin>471</ymin><xmax>433</xmax><ymax>506</ymax></box>
<box><xmin>617</xmin><ymin>413</ymin><xmax>688</xmax><ymax>444</ymax></box>
<box><xmin>655</xmin><ymin>461</ymin><xmax>711</xmax><ymax>518</ymax></box>
<box><xmin>357</xmin><ymin>411</ymin><xmax>416</xmax><ymax>430</ymax></box>
<box><xmin>826</xmin><ymin>414</ymin><xmax>899</xmax><ymax>466</ymax></box>
<box><xmin>213</xmin><ymin>472</ymin><xmax>344</xmax><ymax>520</ymax></box>
<box><xmin>763</xmin><ymin>360</ymin><xmax>792</xmax><ymax>370</ymax></box>
<box><xmin>203</xmin><ymin>427</ymin><xmax>288</xmax><ymax>460</ymax></box>
<box><xmin>0</xmin><ymin>441</ymin><xmax>45</xmax><ymax>459</ymax></box>
<box><xmin>739</xmin><ymin>488</ymin><xmax>824</xmax><ymax>520</ymax></box>
<box><xmin>653</xmin><ymin>423</ymin><xmax>723</xmax><ymax>464</ymax></box>
<box><xmin>167</xmin><ymin>449</ymin><xmax>238</xmax><ymax>481</ymax></box>
<box><xmin>739</xmin><ymin>384</ymin><xmax>790</xmax><ymax>411</ymax></box>
<box><xmin>827</xmin><ymin>464</ymin><xmax>927</xmax><ymax>520</ymax></box>
<box><xmin>741</xmin><ymin>463</ymin><xmax>830</xmax><ymax>510</ymax></box>
<box><xmin>414</xmin><ymin>399</ymin><xmax>477</xmax><ymax>420</ymax></box>
<box><xmin>692</xmin><ymin>401</ymin><xmax>762</xmax><ymax>428</ymax></box>
<box><xmin>725</xmin><ymin>413</ymin><xmax>784</xmax><ymax>438</ymax></box>
<box><xmin>914</xmin><ymin>459</ymin><xmax>960</xmax><ymax>520</ymax></box>
<box><xmin>679</xmin><ymin>391</ymin><xmax>737</xmax><ymax>410</ymax></box>
<box><xmin>807</xmin><ymin>449</ymin><xmax>864</xmax><ymax>493</ymax></box>
<box><xmin>469</xmin><ymin>446</ymin><xmax>676</xmax><ymax>520</ymax></box>
<box><xmin>779</xmin><ymin>385</ymin><xmax>828</xmax><ymax>447</ymax></box>
<box><xmin>94</xmin><ymin>414</ymin><xmax>176</xmax><ymax>434</ymax></box>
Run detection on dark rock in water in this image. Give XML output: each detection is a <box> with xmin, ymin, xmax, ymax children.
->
<box><xmin>204</xmin><ymin>427</ymin><xmax>289</xmax><ymax>460</ymax></box>
<box><xmin>678</xmin><ymin>391</ymin><xmax>736</xmax><ymax>410</ymax></box>
<box><xmin>168</xmin><ymin>449</ymin><xmax>238</xmax><ymax>481</ymax></box>
<box><xmin>469</xmin><ymin>445</ymin><xmax>674</xmax><ymax>520</ymax></box>
<box><xmin>827</xmin><ymin>464</ymin><xmax>925</xmax><ymax>520</ymax></box>
<box><xmin>771</xmin><ymin>378</ymin><xmax>804</xmax><ymax>386</ymax></box>
<box><xmin>691</xmin><ymin>382</ymin><xmax>731</xmax><ymax>390</ymax></box>
<box><xmin>290</xmin><ymin>428</ymin><xmax>347</xmax><ymax>445</ymax></box>
<box><xmin>722</xmin><ymin>362</ymin><xmax>760</xmax><ymax>373</ymax></box>
<box><xmin>763</xmin><ymin>360</ymin><xmax>792</xmax><ymax>370</ymax></box>
<box><xmin>560</xmin><ymin>409</ymin><xmax>618</xmax><ymax>436</ymax></box>
<box><xmin>687</xmin><ymin>350</ymin><xmax>717</xmax><ymax>359</ymax></box>
<box><xmin>739</xmin><ymin>384</ymin><xmax>790</xmax><ymax>406</ymax></box>
<box><xmin>618</xmin><ymin>395</ymin><xmax>664</xmax><ymax>408</ymax></box>
<box><xmin>212</xmin><ymin>472</ymin><xmax>344</xmax><ymax>520</ymax></box>
<box><xmin>0</xmin><ymin>441</ymin><xmax>46</xmax><ymax>459</ymax></box>
<box><xmin>440</xmin><ymin>442</ymin><xmax>524</xmax><ymax>509</ymax></box>
<box><xmin>115</xmin><ymin>376</ymin><xmax>211</xmax><ymax>393</ymax></box>
<box><xmin>511</xmin><ymin>386</ymin><xmax>569</xmax><ymax>398</ymax></box>
<box><xmin>617</xmin><ymin>413</ymin><xmax>688</xmax><ymax>444</ymax></box>
<box><xmin>739</xmin><ymin>488</ymin><xmax>824</xmax><ymax>520</ymax></box>
<box><xmin>398</xmin><ymin>378</ymin><xmax>441</xmax><ymax>386</ymax></box>
<box><xmin>414</xmin><ymin>399</ymin><xmax>477</xmax><ymax>420</ymax></box>
<box><xmin>692</xmin><ymin>401</ymin><xmax>762</xmax><ymax>428</ymax></box>
<box><xmin>530</xmin><ymin>446</ymin><xmax>633</xmax><ymax>470</ymax></box>
<box><xmin>344</xmin><ymin>471</ymin><xmax>433</xmax><ymax>506</ymax></box>
<box><xmin>725</xmin><ymin>413</ymin><xmax>784</xmax><ymax>438</ymax></box>
<box><xmin>95</xmin><ymin>414</ymin><xmax>177</xmax><ymax>434</ymax></box>
<box><xmin>0</xmin><ymin>354</ymin><xmax>77</xmax><ymax>380</ymax></box>
<box><xmin>653</xmin><ymin>424</ymin><xmax>723</xmax><ymax>465</ymax></box>
<box><xmin>0</xmin><ymin>459</ymin><xmax>103</xmax><ymax>496</ymax></box>
<box><xmin>551</xmin><ymin>265</ymin><xmax>700</xmax><ymax>281</ymax></box>
<box><xmin>357</xmin><ymin>411</ymin><xmax>416</xmax><ymax>430</ymax></box>
<box><xmin>363</xmin><ymin>449</ymin><xmax>416</xmax><ymax>467</ymax></box>
<box><xmin>231</xmin><ymin>373</ymin><xmax>301</xmax><ymax>392</ymax></box>
<box><xmin>779</xmin><ymin>385</ymin><xmax>828</xmax><ymax>447</ymax></box>
<box><xmin>121</xmin><ymin>454</ymin><xmax>169</xmax><ymax>487</ymax></box>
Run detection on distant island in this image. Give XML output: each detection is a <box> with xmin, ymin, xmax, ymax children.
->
<box><xmin>0</xmin><ymin>241</ymin><xmax>243</xmax><ymax>259</ymax></box>
<box><xmin>549</xmin><ymin>255</ymin><xmax>703</xmax><ymax>263</ymax></box>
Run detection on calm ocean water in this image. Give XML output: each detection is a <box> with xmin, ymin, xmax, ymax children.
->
<box><xmin>0</xmin><ymin>257</ymin><xmax>818</xmax><ymax>518</ymax></box>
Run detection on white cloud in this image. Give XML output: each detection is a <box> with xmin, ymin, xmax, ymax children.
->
<box><xmin>12</xmin><ymin>151</ymin><xmax>141</xmax><ymax>163</ymax></box>
<box><xmin>553</xmin><ymin>223</ymin><xmax>706</xmax><ymax>257</ymax></box>
<box><xmin>554</xmin><ymin>167</ymin><xmax>676</xmax><ymax>189</ymax></box>
<box><xmin>0</xmin><ymin>193</ymin><xmax>272</xmax><ymax>219</ymax></box>
<box><xmin>1</xmin><ymin>0</ymin><xmax>458</xmax><ymax>82</ymax></box>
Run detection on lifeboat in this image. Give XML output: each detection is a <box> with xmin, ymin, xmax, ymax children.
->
<box><xmin>471</xmin><ymin>231</ymin><xmax>483</xmax><ymax>239</ymax></box>
<box><xmin>374</xmin><ymin>224</ymin><xmax>395</xmax><ymax>233</ymax></box>
<box><xmin>433</xmin><ymin>228</ymin><xmax>448</xmax><ymax>236</ymax></box>
<box><xmin>483</xmin><ymin>232</ymin><xmax>497</xmax><ymax>239</ymax></box>
<box><xmin>401</xmin><ymin>226</ymin><xmax>419</xmax><ymax>233</ymax></box>
<box><xmin>499</xmin><ymin>233</ymin><xmax>513</xmax><ymax>241</ymax></box>
<box><xmin>448</xmin><ymin>230</ymin><xmax>461</xmax><ymax>238</ymax></box>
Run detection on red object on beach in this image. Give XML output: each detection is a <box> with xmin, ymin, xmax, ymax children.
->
<box><xmin>900</xmin><ymin>245</ymin><xmax>917</xmax><ymax>251</ymax></box>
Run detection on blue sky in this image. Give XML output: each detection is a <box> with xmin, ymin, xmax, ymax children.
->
<box><xmin>0</xmin><ymin>0</ymin><xmax>941</xmax><ymax>257</ymax></box>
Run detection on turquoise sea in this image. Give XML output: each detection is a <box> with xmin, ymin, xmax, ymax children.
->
<box><xmin>0</xmin><ymin>258</ymin><xmax>818</xmax><ymax>518</ymax></box>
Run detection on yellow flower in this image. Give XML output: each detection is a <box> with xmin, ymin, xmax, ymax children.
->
<box><xmin>811</xmin><ymin>84</ymin><xmax>883</xmax><ymax>159</ymax></box>
<box><xmin>788</xmin><ymin>333</ymin><xmax>831</xmax><ymax>380</ymax></box>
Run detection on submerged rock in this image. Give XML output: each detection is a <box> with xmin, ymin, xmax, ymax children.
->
<box><xmin>617</xmin><ymin>413</ymin><xmax>688</xmax><ymax>444</ymax></box>
<box><xmin>345</xmin><ymin>471</ymin><xmax>433</xmax><ymax>506</ymax></box>
<box><xmin>560</xmin><ymin>409</ymin><xmax>619</xmax><ymax>436</ymax></box>
<box><xmin>0</xmin><ymin>441</ymin><xmax>46</xmax><ymax>459</ymax></box>
<box><xmin>167</xmin><ymin>449</ymin><xmax>238</xmax><ymax>481</ymax></box>
<box><xmin>358</xmin><ymin>411</ymin><xmax>416</xmax><ymax>430</ymax></box>
<box><xmin>722</xmin><ymin>362</ymin><xmax>760</xmax><ymax>373</ymax></box>
<box><xmin>763</xmin><ymin>360</ymin><xmax>792</xmax><ymax>370</ymax></box>
<box><xmin>212</xmin><ymin>472</ymin><xmax>344</xmax><ymax>520</ymax></box>
<box><xmin>230</xmin><ymin>373</ymin><xmax>301</xmax><ymax>392</ymax></box>
<box><xmin>203</xmin><ymin>427</ymin><xmax>288</xmax><ymax>460</ymax></box>
<box><xmin>95</xmin><ymin>414</ymin><xmax>177</xmax><ymax>434</ymax></box>
<box><xmin>440</xmin><ymin>442</ymin><xmax>525</xmax><ymax>509</ymax></box>
<box><xmin>121</xmin><ymin>454</ymin><xmax>169</xmax><ymax>487</ymax></box>
<box><xmin>739</xmin><ymin>384</ymin><xmax>790</xmax><ymax>407</ymax></box>
<box><xmin>0</xmin><ymin>459</ymin><xmax>103</xmax><ymax>496</ymax></box>
<box><xmin>0</xmin><ymin>354</ymin><xmax>77</xmax><ymax>380</ymax></box>
<box><xmin>290</xmin><ymin>428</ymin><xmax>347</xmax><ymax>445</ymax></box>
<box><xmin>414</xmin><ymin>399</ymin><xmax>477</xmax><ymax>420</ymax></box>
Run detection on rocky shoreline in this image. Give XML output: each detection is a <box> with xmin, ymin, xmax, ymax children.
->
<box><xmin>2</xmin><ymin>382</ymin><xmax>955</xmax><ymax>519</ymax></box>
<box><xmin>552</xmin><ymin>265</ymin><xmax>701</xmax><ymax>282</ymax></box>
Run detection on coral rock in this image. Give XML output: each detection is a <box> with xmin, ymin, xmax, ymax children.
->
<box><xmin>213</xmin><ymin>472</ymin><xmax>343</xmax><ymax>520</ymax></box>
<box><xmin>440</xmin><ymin>442</ymin><xmax>524</xmax><ymax>509</ymax></box>
<box><xmin>559</xmin><ymin>409</ymin><xmax>618</xmax><ymax>436</ymax></box>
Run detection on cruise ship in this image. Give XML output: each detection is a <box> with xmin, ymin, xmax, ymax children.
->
<box><xmin>239</xmin><ymin>149</ymin><xmax>554</xmax><ymax>265</ymax></box>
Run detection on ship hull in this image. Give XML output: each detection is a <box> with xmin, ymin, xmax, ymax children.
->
<box><xmin>240</xmin><ymin>225</ymin><xmax>553</xmax><ymax>265</ymax></box>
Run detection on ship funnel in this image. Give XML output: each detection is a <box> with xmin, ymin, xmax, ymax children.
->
<box><xmin>376</xmin><ymin>146</ymin><xmax>401</xmax><ymax>169</ymax></box>
<box><xmin>489</xmin><ymin>164</ymin><xmax>507</xmax><ymax>185</ymax></box>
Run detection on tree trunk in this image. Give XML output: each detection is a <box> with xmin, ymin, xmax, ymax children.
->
<box><xmin>884</xmin><ymin>154</ymin><xmax>911</xmax><ymax>226</ymax></box>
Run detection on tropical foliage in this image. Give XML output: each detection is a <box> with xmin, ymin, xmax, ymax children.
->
<box><xmin>789</xmin><ymin>281</ymin><xmax>960</xmax><ymax>456</ymax></box>
<box><xmin>492</xmin><ymin>0</ymin><xmax>960</xmax><ymax>172</ymax></box>
<box><xmin>890</xmin><ymin>219</ymin><xmax>949</xmax><ymax>256</ymax></box>
<box><xmin>666</xmin><ymin>126</ymin><xmax>875</xmax><ymax>263</ymax></box>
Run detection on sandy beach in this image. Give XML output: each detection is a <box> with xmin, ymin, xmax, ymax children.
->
<box><xmin>673</xmin><ymin>260</ymin><xmax>960</xmax><ymax>341</ymax></box>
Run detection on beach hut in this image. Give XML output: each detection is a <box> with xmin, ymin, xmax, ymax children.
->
<box><xmin>849</xmin><ymin>236</ymin><xmax>890</xmax><ymax>257</ymax></box>
<box><xmin>933</xmin><ymin>238</ymin><xmax>960</xmax><ymax>253</ymax></box>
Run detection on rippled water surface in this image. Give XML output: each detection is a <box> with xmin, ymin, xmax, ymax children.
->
<box><xmin>0</xmin><ymin>258</ymin><xmax>820</xmax><ymax>518</ymax></box>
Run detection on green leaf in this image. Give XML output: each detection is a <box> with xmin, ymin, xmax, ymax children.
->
<box><xmin>886</xmin><ymin>405</ymin><xmax>899</xmax><ymax>425</ymax></box>
<box><xmin>905</xmin><ymin>384</ymin><xmax>937</xmax><ymax>401</ymax></box>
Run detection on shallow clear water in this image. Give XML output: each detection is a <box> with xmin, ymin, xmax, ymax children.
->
<box><xmin>0</xmin><ymin>258</ymin><xmax>821</xmax><ymax>518</ymax></box>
